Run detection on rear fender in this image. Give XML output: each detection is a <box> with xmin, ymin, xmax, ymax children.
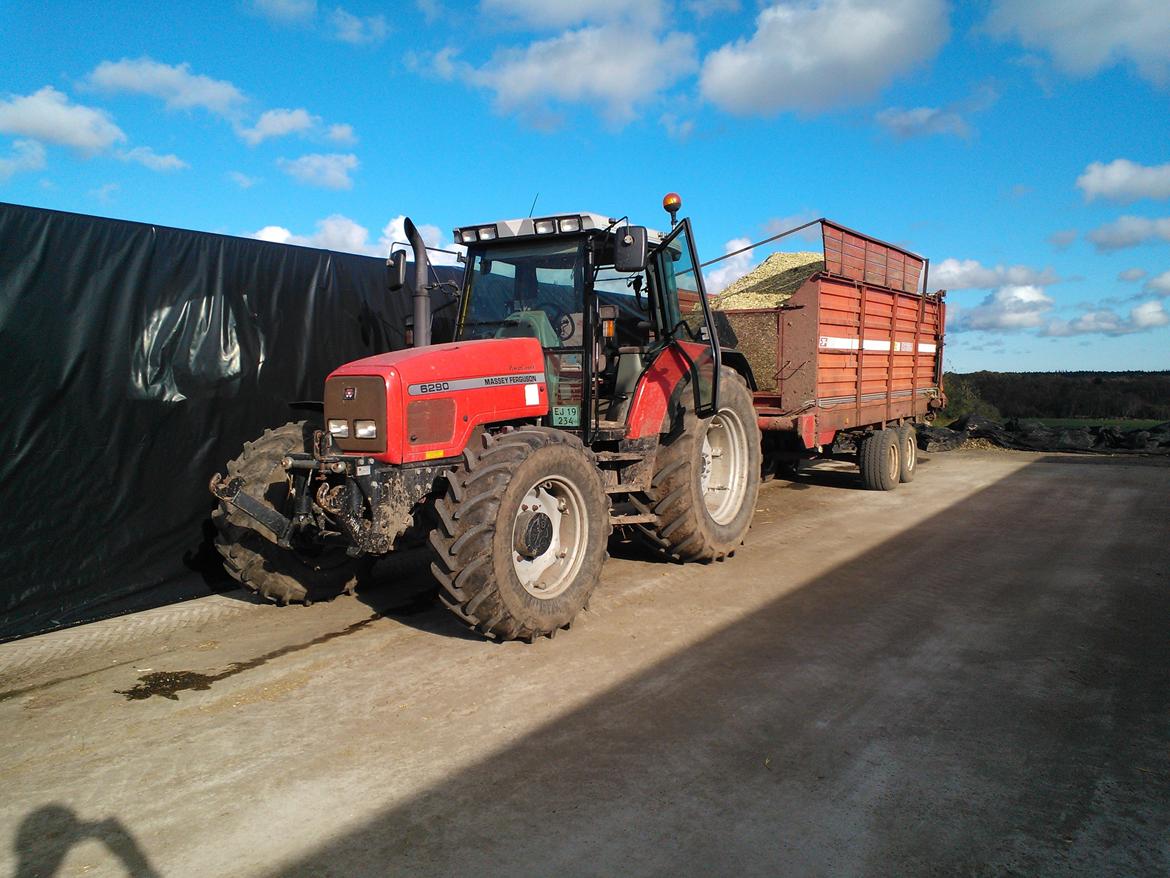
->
<box><xmin>624</xmin><ymin>344</ymin><xmax>699</xmax><ymax>439</ymax></box>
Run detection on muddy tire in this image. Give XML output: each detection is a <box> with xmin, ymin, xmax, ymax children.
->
<box><xmin>859</xmin><ymin>428</ymin><xmax>900</xmax><ymax>491</ymax></box>
<box><xmin>429</xmin><ymin>428</ymin><xmax>610</xmax><ymax>641</ymax></box>
<box><xmin>643</xmin><ymin>367</ymin><xmax>762</xmax><ymax>561</ymax></box>
<box><xmin>896</xmin><ymin>423</ymin><xmax>917</xmax><ymax>483</ymax></box>
<box><xmin>212</xmin><ymin>421</ymin><xmax>366</xmax><ymax>605</ymax></box>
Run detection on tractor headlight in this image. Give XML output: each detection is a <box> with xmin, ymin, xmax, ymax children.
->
<box><xmin>354</xmin><ymin>420</ymin><xmax>377</xmax><ymax>439</ymax></box>
<box><xmin>533</xmin><ymin>219</ymin><xmax>555</xmax><ymax>235</ymax></box>
<box><xmin>478</xmin><ymin>226</ymin><xmax>497</xmax><ymax>240</ymax></box>
<box><xmin>460</xmin><ymin>228</ymin><xmax>478</xmax><ymax>243</ymax></box>
<box><xmin>328</xmin><ymin>419</ymin><xmax>349</xmax><ymax>438</ymax></box>
<box><xmin>558</xmin><ymin>216</ymin><xmax>581</xmax><ymax>233</ymax></box>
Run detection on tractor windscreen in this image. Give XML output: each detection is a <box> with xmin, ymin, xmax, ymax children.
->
<box><xmin>457</xmin><ymin>239</ymin><xmax>586</xmax><ymax>348</ymax></box>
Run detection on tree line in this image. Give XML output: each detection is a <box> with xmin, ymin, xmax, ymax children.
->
<box><xmin>941</xmin><ymin>371</ymin><xmax>1170</xmax><ymax>422</ymax></box>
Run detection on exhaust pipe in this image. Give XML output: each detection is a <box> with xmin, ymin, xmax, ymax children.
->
<box><xmin>404</xmin><ymin>217</ymin><xmax>431</xmax><ymax>348</ymax></box>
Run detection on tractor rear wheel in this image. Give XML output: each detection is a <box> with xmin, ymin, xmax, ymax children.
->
<box><xmin>428</xmin><ymin>428</ymin><xmax>610</xmax><ymax>641</ymax></box>
<box><xmin>643</xmin><ymin>367</ymin><xmax>761</xmax><ymax>561</ymax></box>
<box><xmin>212</xmin><ymin>421</ymin><xmax>366</xmax><ymax>605</ymax></box>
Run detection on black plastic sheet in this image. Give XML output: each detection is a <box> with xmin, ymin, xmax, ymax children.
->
<box><xmin>0</xmin><ymin>202</ymin><xmax>461</xmax><ymax>640</ymax></box>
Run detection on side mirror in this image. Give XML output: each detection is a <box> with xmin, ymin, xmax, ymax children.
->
<box><xmin>386</xmin><ymin>250</ymin><xmax>407</xmax><ymax>292</ymax></box>
<box><xmin>614</xmin><ymin>225</ymin><xmax>648</xmax><ymax>273</ymax></box>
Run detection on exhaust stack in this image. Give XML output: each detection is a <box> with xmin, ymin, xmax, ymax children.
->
<box><xmin>404</xmin><ymin>217</ymin><xmax>431</xmax><ymax>348</ymax></box>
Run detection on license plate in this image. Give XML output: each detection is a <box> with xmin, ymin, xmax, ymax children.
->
<box><xmin>552</xmin><ymin>405</ymin><xmax>580</xmax><ymax>427</ymax></box>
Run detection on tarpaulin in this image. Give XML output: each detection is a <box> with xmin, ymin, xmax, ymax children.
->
<box><xmin>0</xmin><ymin>202</ymin><xmax>461</xmax><ymax>640</ymax></box>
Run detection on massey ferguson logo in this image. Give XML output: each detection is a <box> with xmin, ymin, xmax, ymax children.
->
<box><xmin>343</xmin><ymin>386</ymin><xmax>356</xmax><ymax>400</ymax></box>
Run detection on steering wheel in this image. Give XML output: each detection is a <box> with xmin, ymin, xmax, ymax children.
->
<box><xmin>536</xmin><ymin>302</ymin><xmax>576</xmax><ymax>341</ymax></box>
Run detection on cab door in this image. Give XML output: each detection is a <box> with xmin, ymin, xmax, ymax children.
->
<box><xmin>652</xmin><ymin>218</ymin><xmax>720</xmax><ymax>417</ymax></box>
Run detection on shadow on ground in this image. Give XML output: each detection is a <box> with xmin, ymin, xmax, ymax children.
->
<box><xmin>265</xmin><ymin>457</ymin><xmax>1170</xmax><ymax>877</ymax></box>
<box><xmin>12</xmin><ymin>805</ymin><xmax>159</xmax><ymax>878</ymax></box>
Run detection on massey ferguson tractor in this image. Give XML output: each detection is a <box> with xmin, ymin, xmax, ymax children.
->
<box><xmin>211</xmin><ymin>197</ymin><xmax>762</xmax><ymax>641</ymax></box>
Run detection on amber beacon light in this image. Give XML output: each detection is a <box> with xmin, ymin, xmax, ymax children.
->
<box><xmin>662</xmin><ymin>192</ymin><xmax>682</xmax><ymax>227</ymax></box>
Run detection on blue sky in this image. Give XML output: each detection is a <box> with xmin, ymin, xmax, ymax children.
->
<box><xmin>2</xmin><ymin>0</ymin><xmax>1168</xmax><ymax>371</ymax></box>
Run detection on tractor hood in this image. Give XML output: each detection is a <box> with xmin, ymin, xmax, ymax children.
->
<box><xmin>324</xmin><ymin>337</ymin><xmax>549</xmax><ymax>464</ymax></box>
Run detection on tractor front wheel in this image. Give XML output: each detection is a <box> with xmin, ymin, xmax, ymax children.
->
<box><xmin>212</xmin><ymin>421</ymin><xmax>367</xmax><ymax>605</ymax></box>
<box><xmin>429</xmin><ymin>428</ymin><xmax>610</xmax><ymax>641</ymax></box>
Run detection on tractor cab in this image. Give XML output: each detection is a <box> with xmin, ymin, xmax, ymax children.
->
<box><xmin>451</xmin><ymin>200</ymin><xmax>720</xmax><ymax>439</ymax></box>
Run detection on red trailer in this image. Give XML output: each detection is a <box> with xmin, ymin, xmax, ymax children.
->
<box><xmin>716</xmin><ymin>220</ymin><xmax>946</xmax><ymax>490</ymax></box>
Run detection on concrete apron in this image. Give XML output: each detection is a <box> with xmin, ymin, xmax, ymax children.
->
<box><xmin>1</xmin><ymin>450</ymin><xmax>1168</xmax><ymax>877</ymax></box>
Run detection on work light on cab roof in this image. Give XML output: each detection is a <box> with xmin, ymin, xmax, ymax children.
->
<box><xmin>453</xmin><ymin>212</ymin><xmax>616</xmax><ymax>244</ymax></box>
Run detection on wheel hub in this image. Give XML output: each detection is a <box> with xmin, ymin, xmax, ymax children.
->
<box><xmin>514</xmin><ymin>510</ymin><xmax>554</xmax><ymax>559</ymax></box>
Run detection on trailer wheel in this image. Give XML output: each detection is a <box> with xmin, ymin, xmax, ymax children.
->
<box><xmin>859</xmin><ymin>429</ymin><xmax>900</xmax><ymax>491</ymax></box>
<box><xmin>212</xmin><ymin>421</ymin><xmax>366</xmax><ymax>605</ymax></box>
<box><xmin>896</xmin><ymin>423</ymin><xmax>917</xmax><ymax>483</ymax></box>
<box><xmin>644</xmin><ymin>367</ymin><xmax>762</xmax><ymax>561</ymax></box>
<box><xmin>429</xmin><ymin>428</ymin><xmax>610</xmax><ymax>641</ymax></box>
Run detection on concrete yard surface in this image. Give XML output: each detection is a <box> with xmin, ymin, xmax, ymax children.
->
<box><xmin>1</xmin><ymin>450</ymin><xmax>1168</xmax><ymax>876</ymax></box>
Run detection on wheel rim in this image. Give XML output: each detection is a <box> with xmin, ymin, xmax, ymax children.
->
<box><xmin>903</xmin><ymin>435</ymin><xmax>916</xmax><ymax>473</ymax></box>
<box><xmin>886</xmin><ymin>440</ymin><xmax>899</xmax><ymax>483</ymax></box>
<box><xmin>701</xmin><ymin>405</ymin><xmax>750</xmax><ymax>525</ymax></box>
<box><xmin>511</xmin><ymin>475</ymin><xmax>588</xmax><ymax>599</ymax></box>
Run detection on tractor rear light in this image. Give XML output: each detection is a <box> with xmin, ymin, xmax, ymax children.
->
<box><xmin>478</xmin><ymin>226</ymin><xmax>497</xmax><ymax>240</ymax></box>
<box><xmin>558</xmin><ymin>216</ymin><xmax>581</xmax><ymax>233</ymax></box>
<box><xmin>533</xmin><ymin>219</ymin><xmax>555</xmax><ymax>235</ymax></box>
<box><xmin>354</xmin><ymin>420</ymin><xmax>377</xmax><ymax>439</ymax></box>
<box><xmin>327</xmin><ymin>419</ymin><xmax>349</xmax><ymax>438</ymax></box>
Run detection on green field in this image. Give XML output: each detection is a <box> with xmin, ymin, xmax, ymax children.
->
<box><xmin>1037</xmin><ymin>418</ymin><xmax>1164</xmax><ymax>430</ymax></box>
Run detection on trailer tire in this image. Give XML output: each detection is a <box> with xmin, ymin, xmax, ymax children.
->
<box><xmin>644</xmin><ymin>367</ymin><xmax>761</xmax><ymax>561</ymax></box>
<box><xmin>896</xmin><ymin>423</ymin><xmax>917</xmax><ymax>483</ymax></box>
<box><xmin>212</xmin><ymin>421</ymin><xmax>366</xmax><ymax>605</ymax></box>
<box><xmin>429</xmin><ymin>428</ymin><xmax>610</xmax><ymax>641</ymax></box>
<box><xmin>859</xmin><ymin>428</ymin><xmax>900</xmax><ymax>491</ymax></box>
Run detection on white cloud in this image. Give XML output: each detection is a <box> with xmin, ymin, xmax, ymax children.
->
<box><xmin>434</xmin><ymin>26</ymin><xmax>697</xmax><ymax>126</ymax></box>
<box><xmin>1077</xmin><ymin>158</ymin><xmax>1170</xmax><ymax>203</ymax></box>
<box><xmin>1133</xmin><ymin>300</ymin><xmax>1170</xmax><ymax>327</ymax></box>
<box><xmin>953</xmin><ymin>285</ymin><xmax>1055</xmax><ymax>332</ymax></box>
<box><xmin>330</xmin><ymin>7</ymin><xmax>389</xmax><ymax>44</ymax></box>
<box><xmin>249</xmin><ymin>213</ymin><xmax>460</xmax><ymax>264</ymax></box>
<box><xmin>277</xmin><ymin>152</ymin><xmax>358</xmax><ymax>189</ymax></box>
<box><xmin>228</xmin><ymin>171</ymin><xmax>260</xmax><ymax>188</ymax></box>
<box><xmin>238</xmin><ymin>108</ymin><xmax>317</xmax><ymax>145</ymax></box>
<box><xmin>1048</xmin><ymin>229</ymin><xmax>1078</xmax><ymax>250</ymax></box>
<box><xmin>89</xmin><ymin>182</ymin><xmax>119</xmax><ymax>203</ymax></box>
<box><xmin>479</xmin><ymin>0</ymin><xmax>664</xmax><ymax>29</ymax></box>
<box><xmin>1119</xmin><ymin>267</ymin><xmax>1147</xmax><ymax>282</ymax></box>
<box><xmin>417</xmin><ymin>0</ymin><xmax>443</xmax><ymax>24</ymax></box>
<box><xmin>89</xmin><ymin>58</ymin><xmax>246</xmax><ymax>117</ymax></box>
<box><xmin>0</xmin><ymin>86</ymin><xmax>125</xmax><ymax>152</ymax></box>
<box><xmin>1145</xmin><ymin>270</ymin><xmax>1170</xmax><ymax>296</ymax></box>
<box><xmin>875</xmin><ymin>105</ymin><xmax>968</xmax><ymax>139</ymax></box>
<box><xmin>700</xmin><ymin>0</ymin><xmax>949</xmax><ymax>115</ymax></box>
<box><xmin>1043</xmin><ymin>299</ymin><xmax>1169</xmax><ymax>336</ymax></box>
<box><xmin>253</xmin><ymin>0</ymin><xmax>317</xmax><ymax>22</ymax></box>
<box><xmin>117</xmin><ymin>146</ymin><xmax>188</xmax><ymax>171</ymax></box>
<box><xmin>659</xmin><ymin>113</ymin><xmax>694</xmax><ymax>141</ymax></box>
<box><xmin>933</xmin><ymin>258</ymin><xmax>1060</xmax><ymax>289</ymax></box>
<box><xmin>1086</xmin><ymin>215</ymin><xmax>1170</xmax><ymax>251</ymax></box>
<box><xmin>327</xmin><ymin>123</ymin><xmax>357</xmax><ymax>144</ymax></box>
<box><xmin>0</xmin><ymin>139</ymin><xmax>46</xmax><ymax>181</ymax></box>
<box><xmin>705</xmin><ymin>238</ymin><xmax>755</xmax><ymax>292</ymax></box>
<box><xmin>685</xmin><ymin>0</ymin><xmax>739</xmax><ymax>19</ymax></box>
<box><xmin>764</xmin><ymin>212</ymin><xmax>822</xmax><ymax>242</ymax></box>
<box><xmin>986</xmin><ymin>1</ymin><xmax>1170</xmax><ymax>86</ymax></box>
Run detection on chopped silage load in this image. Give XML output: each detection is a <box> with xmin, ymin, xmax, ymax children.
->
<box><xmin>711</xmin><ymin>250</ymin><xmax>824</xmax><ymax>310</ymax></box>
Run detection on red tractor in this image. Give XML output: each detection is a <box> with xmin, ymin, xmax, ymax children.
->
<box><xmin>211</xmin><ymin>197</ymin><xmax>761</xmax><ymax>641</ymax></box>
